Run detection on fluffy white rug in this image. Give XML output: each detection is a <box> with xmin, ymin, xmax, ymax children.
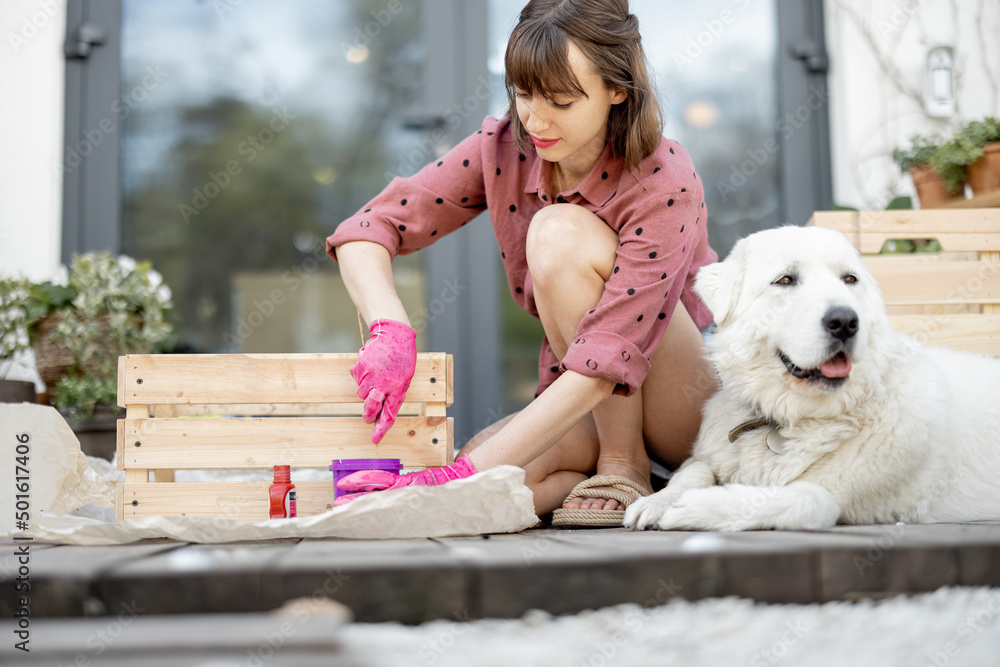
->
<box><xmin>339</xmin><ymin>587</ymin><xmax>1000</xmax><ymax>667</ymax></box>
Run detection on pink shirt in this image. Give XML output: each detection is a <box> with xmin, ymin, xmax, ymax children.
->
<box><xmin>326</xmin><ymin>115</ymin><xmax>717</xmax><ymax>397</ymax></box>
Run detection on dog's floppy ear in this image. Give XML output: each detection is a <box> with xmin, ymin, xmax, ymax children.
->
<box><xmin>694</xmin><ymin>260</ymin><xmax>741</xmax><ymax>326</ymax></box>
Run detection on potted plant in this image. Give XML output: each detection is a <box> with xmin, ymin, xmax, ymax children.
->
<box><xmin>962</xmin><ymin>117</ymin><xmax>1000</xmax><ymax>196</ymax></box>
<box><xmin>0</xmin><ymin>277</ymin><xmax>38</xmax><ymax>403</ymax></box>
<box><xmin>35</xmin><ymin>253</ymin><xmax>175</xmax><ymax>458</ymax></box>
<box><xmin>892</xmin><ymin>134</ymin><xmax>964</xmax><ymax>207</ymax></box>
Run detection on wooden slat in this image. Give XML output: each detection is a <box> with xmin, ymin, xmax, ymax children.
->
<box><xmin>152</xmin><ymin>401</ymin><xmax>427</xmax><ymax>417</ymax></box>
<box><xmin>856</xmin><ymin>234</ymin><xmax>1000</xmax><ymax>254</ymax></box>
<box><xmin>119</xmin><ymin>416</ymin><xmax>450</xmax><ymax>469</ymax></box>
<box><xmin>118</xmin><ymin>480</ymin><xmax>336</xmax><ymax>520</ymax></box>
<box><xmin>809</xmin><ymin>209</ymin><xmax>1000</xmax><ymax>235</ymax></box>
<box><xmin>118</xmin><ymin>353</ymin><xmax>450</xmax><ymax>407</ymax></box>
<box><xmin>866</xmin><ymin>261</ymin><xmax>1000</xmax><ymax>306</ymax></box>
<box><xmin>889</xmin><ymin>314</ymin><xmax>1000</xmax><ymax>356</ymax></box>
<box><xmin>808</xmin><ymin>210</ymin><xmax>1000</xmax><ymax>253</ymax></box>
<box><xmin>446</xmin><ymin>354</ymin><xmax>454</xmax><ymax>406</ymax></box>
<box><xmin>884</xmin><ymin>304</ymin><xmax>979</xmax><ymax>316</ymax></box>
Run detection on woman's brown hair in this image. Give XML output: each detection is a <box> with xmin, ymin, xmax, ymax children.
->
<box><xmin>504</xmin><ymin>0</ymin><xmax>663</xmax><ymax>172</ymax></box>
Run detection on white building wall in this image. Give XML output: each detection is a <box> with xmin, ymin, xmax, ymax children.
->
<box><xmin>825</xmin><ymin>0</ymin><xmax>1000</xmax><ymax>210</ymax></box>
<box><xmin>0</xmin><ymin>0</ymin><xmax>65</xmax><ymax>282</ymax></box>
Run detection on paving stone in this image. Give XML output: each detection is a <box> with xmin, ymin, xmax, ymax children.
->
<box><xmin>94</xmin><ymin>542</ymin><xmax>296</xmax><ymax>617</ymax></box>
<box><xmin>0</xmin><ymin>611</ymin><xmax>347</xmax><ymax>667</ymax></box>
<box><xmin>1</xmin><ymin>543</ymin><xmax>183</xmax><ymax>618</ymax></box>
<box><xmin>884</xmin><ymin>546</ymin><xmax>960</xmax><ymax>593</ymax></box>
<box><xmin>720</xmin><ymin>551</ymin><xmax>819</xmax><ymax>604</ymax></box>
<box><xmin>958</xmin><ymin>544</ymin><xmax>1000</xmax><ymax>586</ymax></box>
<box><xmin>261</xmin><ymin>538</ymin><xmax>468</xmax><ymax>624</ymax></box>
<box><xmin>5</xmin><ymin>523</ymin><xmax>1000</xmax><ymax>624</ymax></box>
<box><xmin>476</xmin><ymin>554</ymin><xmax>722</xmax><ymax>619</ymax></box>
<box><xmin>818</xmin><ymin>546</ymin><xmax>891</xmax><ymax>601</ymax></box>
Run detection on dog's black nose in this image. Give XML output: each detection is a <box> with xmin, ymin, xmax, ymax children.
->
<box><xmin>823</xmin><ymin>307</ymin><xmax>859</xmax><ymax>341</ymax></box>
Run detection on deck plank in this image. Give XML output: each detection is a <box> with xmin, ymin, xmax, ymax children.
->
<box><xmin>0</xmin><ymin>542</ymin><xmax>184</xmax><ymax>617</ymax></box>
<box><xmin>94</xmin><ymin>541</ymin><xmax>298</xmax><ymax>617</ymax></box>
<box><xmin>5</xmin><ymin>524</ymin><xmax>1000</xmax><ymax>625</ymax></box>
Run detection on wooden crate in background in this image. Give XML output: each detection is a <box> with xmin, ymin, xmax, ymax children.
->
<box><xmin>808</xmin><ymin>209</ymin><xmax>999</xmax><ymax>356</ymax></box>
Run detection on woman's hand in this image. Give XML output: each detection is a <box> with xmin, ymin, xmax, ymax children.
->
<box><xmin>335</xmin><ymin>241</ymin><xmax>415</xmax><ymax>442</ymax></box>
<box><xmin>351</xmin><ymin>319</ymin><xmax>417</xmax><ymax>443</ymax></box>
<box><xmin>334</xmin><ymin>454</ymin><xmax>477</xmax><ymax>505</ymax></box>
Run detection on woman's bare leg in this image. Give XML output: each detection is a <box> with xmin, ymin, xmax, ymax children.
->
<box><xmin>459</xmin><ymin>411</ymin><xmax>599</xmax><ymax>515</ymax></box>
<box><xmin>524</xmin><ymin>205</ymin><xmax>646</xmax><ymax>509</ymax></box>
<box><xmin>526</xmin><ymin>204</ymin><xmax>717</xmax><ymax>511</ymax></box>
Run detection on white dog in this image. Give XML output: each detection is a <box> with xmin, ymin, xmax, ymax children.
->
<box><xmin>625</xmin><ymin>225</ymin><xmax>1000</xmax><ymax>531</ymax></box>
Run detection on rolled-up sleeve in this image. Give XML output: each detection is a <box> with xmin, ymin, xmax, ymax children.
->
<box><xmin>326</xmin><ymin>126</ymin><xmax>489</xmax><ymax>261</ymax></box>
<box><xmin>560</xmin><ymin>191</ymin><xmax>702</xmax><ymax>396</ymax></box>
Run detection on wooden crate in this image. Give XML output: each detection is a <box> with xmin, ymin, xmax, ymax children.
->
<box><xmin>115</xmin><ymin>353</ymin><xmax>454</xmax><ymax>521</ymax></box>
<box><xmin>807</xmin><ymin>209</ymin><xmax>1000</xmax><ymax>356</ymax></box>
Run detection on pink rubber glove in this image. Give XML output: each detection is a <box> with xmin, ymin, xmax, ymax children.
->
<box><xmin>350</xmin><ymin>319</ymin><xmax>417</xmax><ymax>444</ymax></box>
<box><xmin>334</xmin><ymin>455</ymin><xmax>478</xmax><ymax>506</ymax></box>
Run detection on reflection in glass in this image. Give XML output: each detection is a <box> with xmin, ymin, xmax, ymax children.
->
<box><xmin>120</xmin><ymin>0</ymin><xmax>427</xmax><ymax>354</ymax></box>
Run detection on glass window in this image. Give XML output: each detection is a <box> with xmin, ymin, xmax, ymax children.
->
<box><xmin>120</xmin><ymin>0</ymin><xmax>429</xmax><ymax>354</ymax></box>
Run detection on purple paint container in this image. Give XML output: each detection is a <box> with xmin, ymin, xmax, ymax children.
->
<box><xmin>330</xmin><ymin>458</ymin><xmax>402</xmax><ymax>500</ymax></box>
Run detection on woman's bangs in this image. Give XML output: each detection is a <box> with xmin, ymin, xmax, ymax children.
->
<box><xmin>505</xmin><ymin>23</ymin><xmax>586</xmax><ymax>98</ymax></box>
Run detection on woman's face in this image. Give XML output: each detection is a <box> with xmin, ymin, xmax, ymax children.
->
<box><xmin>514</xmin><ymin>40</ymin><xmax>626</xmax><ymax>170</ymax></box>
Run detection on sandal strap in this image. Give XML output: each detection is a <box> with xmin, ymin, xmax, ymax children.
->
<box><xmin>562</xmin><ymin>475</ymin><xmax>650</xmax><ymax>507</ymax></box>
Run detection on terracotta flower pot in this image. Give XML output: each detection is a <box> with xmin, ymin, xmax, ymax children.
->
<box><xmin>909</xmin><ymin>164</ymin><xmax>966</xmax><ymax>208</ymax></box>
<box><xmin>967</xmin><ymin>142</ymin><xmax>1000</xmax><ymax>196</ymax></box>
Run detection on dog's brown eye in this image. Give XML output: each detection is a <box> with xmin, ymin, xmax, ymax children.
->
<box><xmin>775</xmin><ymin>275</ymin><xmax>795</xmax><ymax>286</ymax></box>
<box><xmin>844</xmin><ymin>275</ymin><xmax>858</xmax><ymax>284</ymax></box>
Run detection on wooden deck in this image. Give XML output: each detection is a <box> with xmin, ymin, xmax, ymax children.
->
<box><xmin>4</xmin><ymin>523</ymin><xmax>1000</xmax><ymax>622</ymax></box>
<box><xmin>3</xmin><ymin>523</ymin><xmax>1000</xmax><ymax>664</ymax></box>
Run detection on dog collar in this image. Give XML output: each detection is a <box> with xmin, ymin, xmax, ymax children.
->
<box><xmin>728</xmin><ymin>416</ymin><xmax>781</xmax><ymax>443</ymax></box>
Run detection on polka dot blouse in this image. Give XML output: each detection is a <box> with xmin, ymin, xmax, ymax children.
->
<box><xmin>326</xmin><ymin>116</ymin><xmax>717</xmax><ymax>398</ymax></box>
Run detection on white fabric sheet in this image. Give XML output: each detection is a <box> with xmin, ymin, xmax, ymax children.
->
<box><xmin>0</xmin><ymin>404</ymin><xmax>538</xmax><ymax>545</ymax></box>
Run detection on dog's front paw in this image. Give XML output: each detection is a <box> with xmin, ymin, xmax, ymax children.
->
<box><xmin>624</xmin><ymin>490</ymin><xmax>681</xmax><ymax>530</ymax></box>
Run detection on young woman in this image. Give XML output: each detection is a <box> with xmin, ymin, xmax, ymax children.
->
<box><xmin>328</xmin><ymin>0</ymin><xmax>718</xmax><ymax>526</ymax></box>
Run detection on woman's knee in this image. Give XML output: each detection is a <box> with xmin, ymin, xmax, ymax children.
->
<box><xmin>525</xmin><ymin>204</ymin><xmax>617</xmax><ymax>284</ymax></box>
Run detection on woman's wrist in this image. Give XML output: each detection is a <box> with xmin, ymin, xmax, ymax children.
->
<box><xmin>336</xmin><ymin>241</ymin><xmax>412</xmax><ymax>327</ymax></box>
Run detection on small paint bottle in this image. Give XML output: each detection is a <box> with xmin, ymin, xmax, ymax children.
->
<box><xmin>269</xmin><ymin>465</ymin><xmax>295</xmax><ymax>519</ymax></box>
<box><xmin>288</xmin><ymin>490</ymin><xmax>298</xmax><ymax>518</ymax></box>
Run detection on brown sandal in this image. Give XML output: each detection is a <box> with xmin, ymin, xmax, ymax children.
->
<box><xmin>551</xmin><ymin>475</ymin><xmax>651</xmax><ymax>528</ymax></box>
